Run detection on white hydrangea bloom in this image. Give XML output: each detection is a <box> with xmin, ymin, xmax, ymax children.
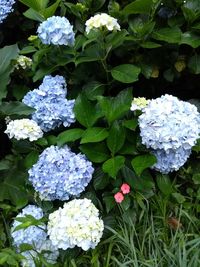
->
<box><xmin>5</xmin><ymin>119</ymin><xmax>43</xmax><ymax>141</ymax></box>
<box><xmin>15</xmin><ymin>55</ymin><xmax>32</xmax><ymax>70</ymax></box>
<box><xmin>85</xmin><ymin>13</ymin><xmax>120</xmax><ymax>34</ymax></box>
<box><xmin>47</xmin><ymin>198</ymin><xmax>104</xmax><ymax>251</ymax></box>
<box><xmin>130</xmin><ymin>97</ymin><xmax>150</xmax><ymax>111</ymax></box>
<box><xmin>139</xmin><ymin>94</ymin><xmax>200</xmax><ymax>151</ymax></box>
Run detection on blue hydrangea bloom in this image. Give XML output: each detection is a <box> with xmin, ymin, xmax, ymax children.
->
<box><xmin>11</xmin><ymin>205</ymin><xmax>46</xmax><ymax>249</ymax></box>
<box><xmin>37</xmin><ymin>16</ymin><xmax>75</xmax><ymax>46</ymax></box>
<box><xmin>11</xmin><ymin>205</ymin><xmax>59</xmax><ymax>267</ymax></box>
<box><xmin>22</xmin><ymin>75</ymin><xmax>75</xmax><ymax>132</ymax></box>
<box><xmin>0</xmin><ymin>0</ymin><xmax>15</xmax><ymax>24</ymax></box>
<box><xmin>28</xmin><ymin>145</ymin><xmax>94</xmax><ymax>201</ymax></box>
<box><xmin>151</xmin><ymin>147</ymin><xmax>191</xmax><ymax>174</ymax></box>
<box><xmin>139</xmin><ymin>94</ymin><xmax>200</xmax><ymax>151</ymax></box>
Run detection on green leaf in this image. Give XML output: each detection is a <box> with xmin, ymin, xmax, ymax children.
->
<box><xmin>103</xmin><ymin>156</ymin><xmax>125</xmax><ymax>178</ymax></box>
<box><xmin>180</xmin><ymin>32</ymin><xmax>200</xmax><ymax>48</ymax></box>
<box><xmin>122</xmin><ymin>0</ymin><xmax>153</xmax><ymax>15</ymax></box>
<box><xmin>131</xmin><ymin>154</ymin><xmax>157</xmax><ymax>176</ymax></box>
<box><xmin>140</xmin><ymin>41</ymin><xmax>161</xmax><ymax>48</ymax></box>
<box><xmin>80</xmin><ymin>143</ymin><xmax>110</xmax><ymax>163</ymax></box>
<box><xmin>24</xmin><ymin>151</ymin><xmax>39</xmax><ymax>169</ymax></box>
<box><xmin>20</xmin><ymin>46</ymin><xmax>37</xmax><ymax>54</ymax></box>
<box><xmin>35</xmin><ymin>137</ymin><xmax>48</xmax><ymax>146</ymax></box>
<box><xmin>172</xmin><ymin>192</ymin><xmax>186</xmax><ymax>204</ymax></box>
<box><xmin>33</xmin><ymin>65</ymin><xmax>57</xmax><ymax>82</ymax></box>
<box><xmin>123</xmin><ymin>119</ymin><xmax>138</xmax><ymax>130</ymax></box>
<box><xmin>152</xmin><ymin>27</ymin><xmax>182</xmax><ymax>44</ymax></box>
<box><xmin>119</xmin><ymin>142</ymin><xmax>137</xmax><ymax>155</ymax></box>
<box><xmin>57</xmin><ymin>129</ymin><xmax>84</xmax><ymax>146</ymax></box>
<box><xmin>120</xmin><ymin>196</ymin><xmax>131</xmax><ymax>210</ymax></box>
<box><xmin>163</xmin><ymin>68</ymin><xmax>174</xmax><ymax>82</ymax></box>
<box><xmin>19</xmin><ymin>0</ymin><xmax>49</xmax><ymax>10</ymax></box>
<box><xmin>93</xmin><ymin>168</ymin><xmax>110</xmax><ymax>190</ymax></box>
<box><xmin>156</xmin><ymin>174</ymin><xmax>173</xmax><ymax>196</ymax></box>
<box><xmin>74</xmin><ymin>94</ymin><xmax>102</xmax><ymax>128</ymax></box>
<box><xmin>83</xmin><ymin>81</ymin><xmax>105</xmax><ymax>100</ymax></box>
<box><xmin>41</xmin><ymin>0</ymin><xmax>61</xmax><ymax>19</ymax></box>
<box><xmin>0</xmin><ymin>102</ymin><xmax>34</xmax><ymax>116</ymax></box>
<box><xmin>105</xmin><ymin>30</ymin><xmax>128</xmax><ymax>49</ymax></box>
<box><xmin>19</xmin><ymin>244</ymin><xmax>33</xmax><ymax>252</ymax></box>
<box><xmin>121</xmin><ymin>166</ymin><xmax>154</xmax><ymax>193</ymax></box>
<box><xmin>182</xmin><ymin>0</ymin><xmax>200</xmax><ymax>23</ymax></box>
<box><xmin>192</xmin><ymin>174</ymin><xmax>200</xmax><ymax>185</ymax></box>
<box><xmin>81</xmin><ymin>127</ymin><xmax>108</xmax><ymax>144</ymax></box>
<box><xmin>103</xmin><ymin>196</ymin><xmax>115</xmax><ymax>213</ymax></box>
<box><xmin>188</xmin><ymin>54</ymin><xmax>200</xmax><ymax>74</ymax></box>
<box><xmin>107</xmin><ymin>121</ymin><xmax>125</xmax><ymax>155</ymax></box>
<box><xmin>0</xmin><ymin>44</ymin><xmax>19</xmax><ymax>102</ymax></box>
<box><xmin>97</xmin><ymin>88</ymin><xmax>132</xmax><ymax>123</ymax></box>
<box><xmin>0</xmin><ymin>159</ymin><xmax>11</xmax><ymax>171</ymax></box>
<box><xmin>23</xmin><ymin>8</ymin><xmax>45</xmax><ymax>22</ymax></box>
<box><xmin>111</xmin><ymin>64</ymin><xmax>141</xmax><ymax>83</ymax></box>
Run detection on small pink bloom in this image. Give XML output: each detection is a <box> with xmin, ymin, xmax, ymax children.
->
<box><xmin>114</xmin><ymin>192</ymin><xmax>124</xmax><ymax>203</ymax></box>
<box><xmin>121</xmin><ymin>183</ymin><xmax>130</xmax><ymax>194</ymax></box>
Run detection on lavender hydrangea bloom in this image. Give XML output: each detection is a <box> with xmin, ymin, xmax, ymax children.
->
<box><xmin>0</xmin><ymin>0</ymin><xmax>15</xmax><ymax>24</ymax></box>
<box><xmin>11</xmin><ymin>205</ymin><xmax>59</xmax><ymax>267</ymax></box>
<box><xmin>139</xmin><ymin>94</ymin><xmax>200</xmax><ymax>151</ymax></box>
<box><xmin>37</xmin><ymin>16</ymin><xmax>75</xmax><ymax>46</ymax></box>
<box><xmin>22</xmin><ymin>75</ymin><xmax>75</xmax><ymax>132</ymax></box>
<box><xmin>151</xmin><ymin>147</ymin><xmax>191</xmax><ymax>174</ymax></box>
<box><xmin>28</xmin><ymin>146</ymin><xmax>94</xmax><ymax>201</ymax></box>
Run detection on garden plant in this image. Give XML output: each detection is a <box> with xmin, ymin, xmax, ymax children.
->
<box><xmin>0</xmin><ymin>0</ymin><xmax>200</xmax><ymax>266</ymax></box>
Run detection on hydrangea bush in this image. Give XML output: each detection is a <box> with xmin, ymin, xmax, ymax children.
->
<box><xmin>1</xmin><ymin>0</ymin><xmax>200</xmax><ymax>265</ymax></box>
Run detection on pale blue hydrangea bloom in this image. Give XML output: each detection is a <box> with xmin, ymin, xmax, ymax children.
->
<box><xmin>22</xmin><ymin>75</ymin><xmax>75</xmax><ymax>132</ymax></box>
<box><xmin>151</xmin><ymin>147</ymin><xmax>191</xmax><ymax>174</ymax></box>
<box><xmin>139</xmin><ymin>94</ymin><xmax>200</xmax><ymax>151</ymax></box>
<box><xmin>28</xmin><ymin>146</ymin><xmax>94</xmax><ymax>201</ymax></box>
<box><xmin>37</xmin><ymin>16</ymin><xmax>75</xmax><ymax>46</ymax></box>
<box><xmin>20</xmin><ymin>240</ymin><xmax>59</xmax><ymax>267</ymax></box>
<box><xmin>11</xmin><ymin>205</ymin><xmax>46</xmax><ymax>248</ymax></box>
<box><xmin>11</xmin><ymin>205</ymin><xmax>59</xmax><ymax>267</ymax></box>
<box><xmin>0</xmin><ymin>0</ymin><xmax>15</xmax><ymax>24</ymax></box>
<box><xmin>30</xmin><ymin>98</ymin><xmax>75</xmax><ymax>132</ymax></box>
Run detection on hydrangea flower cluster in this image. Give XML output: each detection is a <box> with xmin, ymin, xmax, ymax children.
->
<box><xmin>85</xmin><ymin>13</ymin><xmax>121</xmax><ymax>34</ymax></box>
<box><xmin>15</xmin><ymin>55</ymin><xmax>32</xmax><ymax>70</ymax></box>
<box><xmin>5</xmin><ymin>119</ymin><xmax>43</xmax><ymax>141</ymax></box>
<box><xmin>130</xmin><ymin>97</ymin><xmax>150</xmax><ymax>111</ymax></box>
<box><xmin>21</xmin><ymin>240</ymin><xmax>59</xmax><ymax>267</ymax></box>
<box><xmin>151</xmin><ymin>147</ymin><xmax>191</xmax><ymax>174</ymax></box>
<box><xmin>0</xmin><ymin>0</ymin><xmax>15</xmax><ymax>24</ymax></box>
<box><xmin>139</xmin><ymin>94</ymin><xmax>200</xmax><ymax>173</ymax></box>
<box><xmin>37</xmin><ymin>16</ymin><xmax>75</xmax><ymax>46</ymax></box>
<box><xmin>11</xmin><ymin>205</ymin><xmax>59</xmax><ymax>267</ymax></box>
<box><xmin>47</xmin><ymin>198</ymin><xmax>104</xmax><ymax>251</ymax></box>
<box><xmin>28</xmin><ymin>145</ymin><xmax>94</xmax><ymax>201</ymax></box>
<box><xmin>22</xmin><ymin>75</ymin><xmax>75</xmax><ymax>132</ymax></box>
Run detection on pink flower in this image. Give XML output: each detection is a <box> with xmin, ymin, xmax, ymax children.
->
<box><xmin>120</xmin><ymin>183</ymin><xmax>130</xmax><ymax>194</ymax></box>
<box><xmin>114</xmin><ymin>192</ymin><xmax>124</xmax><ymax>203</ymax></box>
